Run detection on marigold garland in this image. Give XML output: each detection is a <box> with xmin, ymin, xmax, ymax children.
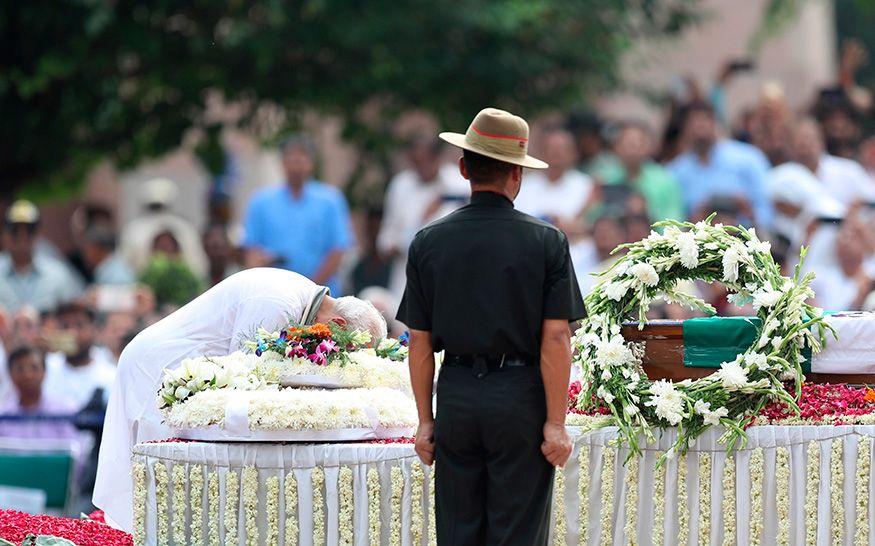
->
<box><xmin>804</xmin><ymin>442</ymin><xmax>819</xmax><ymax>546</ymax></box>
<box><xmin>410</xmin><ymin>463</ymin><xmax>425</xmax><ymax>545</ymax></box>
<box><xmin>697</xmin><ymin>453</ymin><xmax>711</xmax><ymax>546</ymax></box>
<box><xmin>552</xmin><ymin>468</ymin><xmax>567</xmax><ymax>545</ymax></box>
<box><xmin>677</xmin><ymin>454</ymin><xmax>689</xmax><ymax>545</ymax></box>
<box><xmin>831</xmin><ymin>438</ymin><xmax>846</xmax><ymax>545</ymax></box>
<box><xmin>720</xmin><ymin>455</ymin><xmax>735</xmax><ymax>546</ymax></box>
<box><xmin>189</xmin><ymin>465</ymin><xmax>204</xmax><ymax>544</ymax></box>
<box><xmin>207</xmin><ymin>471</ymin><xmax>220</xmax><ymax>546</ymax></box>
<box><xmin>578</xmin><ymin>445</ymin><xmax>591</xmax><ymax>545</ymax></box>
<box><xmin>600</xmin><ymin>447</ymin><xmax>616</xmax><ymax>544</ymax></box>
<box><xmin>390</xmin><ymin>466</ymin><xmax>404</xmax><ymax>545</ymax></box>
<box><xmin>652</xmin><ymin>454</ymin><xmax>665</xmax><ymax>546</ymax></box>
<box><xmin>622</xmin><ymin>455</ymin><xmax>638</xmax><ymax>545</ymax></box>
<box><xmin>367</xmin><ymin>467</ymin><xmax>381</xmax><ymax>545</ymax></box>
<box><xmin>154</xmin><ymin>461</ymin><xmax>169</xmax><ymax>546</ymax></box>
<box><xmin>855</xmin><ymin>437</ymin><xmax>871</xmax><ymax>546</ymax></box>
<box><xmin>132</xmin><ymin>462</ymin><xmax>147</xmax><ymax>546</ymax></box>
<box><xmin>171</xmin><ymin>464</ymin><xmax>187</xmax><ymax>545</ymax></box>
<box><xmin>284</xmin><ymin>471</ymin><xmax>298</xmax><ymax>546</ymax></box>
<box><xmin>265</xmin><ymin>475</ymin><xmax>280</xmax><ymax>546</ymax></box>
<box><xmin>242</xmin><ymin>466</ymin><xmax>259</xmax><ymax>546</ymax></box>
<box><xmin>775</xmin><ymin>446</ymin><xmax>791</xmax><ymax>545</ymax></box>
<box><xmin>224</xmin><ymin>470</ymin><xmax>239</xmax><ymax>545</ymax></box>
<box><xmin>749</xmin><ymin>448</ymin><xmax>764</xmax><ymax>546</ymax></box>
<box><xmin>312</xmin><ymin>467</ymin><xmax>325</xmax><ymax>545</ymax></box>
<box><xmin>338</xmin><ymin>467</ymin><xmax>354</xmax><ymax>545</ymax></box>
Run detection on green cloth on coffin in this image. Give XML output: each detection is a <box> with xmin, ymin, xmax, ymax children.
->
<box><xmin>0</xmin><ymin>451</ymin><xmax>73</xmax><ymax>509</ymax></box>
<box><xmin>682</xmin><ymin>316</ymin><xmax>811</xmax><ymax>371</ymax></box>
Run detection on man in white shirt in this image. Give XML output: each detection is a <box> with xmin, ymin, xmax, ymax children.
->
<box><xmin>94</xmin><ymin>267</ymin><xmax>387</xmax><ymax>532</ymax></box>
<box><xmin>515</xmin><ymin>128</ymin><xmax>593</xmax><ymax>233</ymax></box>
<box><xmin>378</xmin><ymin>137</ymin><xmax>470</xmax><ymax>300</ymax></box>
<box><xmin>791</xmin><ymin>118</ymin><xmax>875</xmax><ymax>206</ymax></box>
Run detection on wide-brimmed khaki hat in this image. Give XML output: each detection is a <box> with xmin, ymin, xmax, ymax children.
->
<box><xmin>439</xmin><ymin>108</ymin><xmax>548</xmax><ymax>169</ymax></box>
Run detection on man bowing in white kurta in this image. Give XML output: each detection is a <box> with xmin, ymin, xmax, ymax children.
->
<box><xmin>94</xmin><ymin>267</ymin><xmax>387</xmax><ymax>532</ymax></box>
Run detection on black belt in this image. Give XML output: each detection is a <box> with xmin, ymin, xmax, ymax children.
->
<box><xmin>443</xmin><ymin>353</ymin><xmax>535</xmax><ymax>371</ymax></box>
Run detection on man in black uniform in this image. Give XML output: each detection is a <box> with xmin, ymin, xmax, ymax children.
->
<box><xmin>397</xmin><ymin>108</ymin><xmax>586</xmax><ymax>545</ymax></box>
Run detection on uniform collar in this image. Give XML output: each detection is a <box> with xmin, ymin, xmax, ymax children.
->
<box><xmin>470</xmin><ymin>191</ymin><xmax>514</xmax><ymax>208</ymax></box>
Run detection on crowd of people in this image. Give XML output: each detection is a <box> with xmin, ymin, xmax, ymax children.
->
<box><xmin>1</xmin><ymin>49</ymin><xmax>875</xmax><ymax>512</ymax></box>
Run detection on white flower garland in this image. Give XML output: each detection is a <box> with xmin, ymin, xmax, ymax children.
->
<box><xmin>367</xmin><ymin>467</ymin><xmax>381</xmax><ymax>545</ymax></box>
<box><xmin>720</xmin><ymin>455</ymin><xmax>735</xmax><ymax>546</ymax></box>
<box><xmin>224</xmin><ymin>470</ymin><xmax>239</xmax><ymax>546</ymax></box>
<box><xmin>410</xmin><ymin>463</ymin><xmax>425</xmax><ymax>545</ymax></box>
<box><xmin>804</xmin><ymin>442</ymin><xmax>819</xmax><ymax>546</ymax></box>
<box><xmin>390</xmin><ymin>466</ymin><xmax>404</xmax><ymax>545</ymax></box>
<box><xmin>312</xmin><ymin>467</ymin><xmax>325</xmax><ymax>545</ymax></box>
<box><xmin>677</xmin><ymin>454</ymin><xmax>689</xmax><ymax>545</ymax></box>
<box><xmin>600</xmin><ymin>447</ymin><xmax>616</xmax><ymax>544</ymax></box>
<box><xmin>207</xmin><ymin>471</ymin><xmax>220</xmax><ymax>546</ymax></box>
<box><xmin>553</xmin><ymin>468</ymin><xmax>567</xmax><ymax>545</ymax></box>
<box><xmin>578</xmin><ymin>445</ymin><xmax>591</xmax><ymax>545</ymax></box>
<box><xmin>338</xmin><ymin>467</ymin><xmax>354</xmax><ymax>545</ymax></box>
<box><xmin>623</xmin><ymin>455</ymin><xmax>638</xmax><ymax>545</ymax></box>
<box><xmin>775</xmin><ymin>447</ymin><xmax>791</xmax><ymax>545</ymax></box>
<box><xmin>189</xmin><ymin>465</ymin><xmax>204</xmax><ymax>544</ymax></box>
<box><xmin>856</xmin><ymin>437</ymin><xmax>871</xmax><ymax>546</ymax></box>
<box><xmin>652</xmin><ymin>454</ymin><xmax>665</xmax><ymax>546</ymax></box>
<box><xmin>171</xmin><ymin>464</ymin><xmax>187</xmax><ymax>545</ymax></box>
<box><xmin>154</xmin><ymin>461</ymin><xmax>169</xmax><ymax>546</ymax></box>
<box><xmin>573</xmin><ymin>220</ymin><xmax>829</xmax><ymax>458</ymax></box>
<box><xmin>265</xmin><ymin>476</ymin><xmax>280</xmax><ymax>546</ymax></box>
<box><xmin>242</xmin><ymin>466</ymin><xmax>259</xmax><ymax>546</ymax></box>
<box><xmin>749</xmin><ymin>448</ymin><xmax>764</xmax><ymax>546</ymax></box>
<box><xmin>427</xmin><ymin>467</ymin><xmax>436</xmax><ymax>546</ymax></box>
<box><xmin>132</xmin><ymin>462</ymin><xmax>147</xmax><ymax>546</ymax></box>
<box><xmin>284</xmin><ymin>471</ymin><xmax>298</xmax><ymax>546</ymax></box>
<box><xmin>698</xmin><ymin>453</ymin><xmax>711</xmax><ymax>546</ymax></box>
<box><xmin>831</xmin><ymin>438</ymin><xmax>845</xmax><ymax>545</ymax></box>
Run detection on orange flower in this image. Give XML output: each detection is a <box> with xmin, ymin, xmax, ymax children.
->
<box><xmin>865</xmin><ymin>388</ymin><xmax>875</xmax><ymax>403</ymax></box>
<box><xmin>309</xmin><ymin>323</ymin><xmax>332</xmax><ymax>338</ymax></box>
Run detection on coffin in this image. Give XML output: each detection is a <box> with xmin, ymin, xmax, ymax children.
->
<box><xmin>622</xmin><ymin>319</ymin><xmax>875</xmax><ymax>384</ymax></box>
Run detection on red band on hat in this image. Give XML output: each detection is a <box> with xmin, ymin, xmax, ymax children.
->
<box><xmin>471</xmin><ymin>125</ymin><xmax>528</xmax><ymax>142</ymax></box>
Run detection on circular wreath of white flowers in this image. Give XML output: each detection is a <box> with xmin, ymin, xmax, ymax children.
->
<box><xmin>572</xmin><ymin>217</ymin><xmax>832</xmax><ymax>459</ymax></box>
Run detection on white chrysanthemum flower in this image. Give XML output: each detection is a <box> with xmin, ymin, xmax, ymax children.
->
<box><xmin>752</xmin><ymin>289</ymin><xmax>782</xmax><ymax>310</ymax></box>
<box><xmin>604</xmin><ymin>281</ymin><xmax>629</xmax><ymax>301</ymax></box>
<box><xmin>722</xmin><ymin>248</ymin><xmax>741</xmax><ymax>283</ymax></box>
<box><xmin>594</xmin><ymin>335</ymin><xmax>635</xmax><ymax>367</ymax></box>
<box><xmin>629</xmin><ymin>262</ymin><xmax>659</xmax><ymax>287</ymax></box>
<box><xmin>674</xmin><ymin>231</ymin><xmax>700</xmax><ymax>269</ymax></box>
<box><xmin>644</xmin><ymin>380</ymin><xmax>685</xmax><ymax>425</ymax></box>
<box><xmin>715</xmin><ymin>359</ymin><xmax>749</xmax><ymax>391</ymax></box>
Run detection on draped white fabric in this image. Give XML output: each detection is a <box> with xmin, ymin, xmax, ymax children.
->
<box><xmin>133</xmin><ymin>425</ymin><xmax>875</xmax><ymax>546</ymax></box>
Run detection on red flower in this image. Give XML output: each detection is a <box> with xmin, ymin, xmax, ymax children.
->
<box><xmin>0</xmin><ymin>510</ymin><xmax>132</xmax><ymax>546</ymax></box>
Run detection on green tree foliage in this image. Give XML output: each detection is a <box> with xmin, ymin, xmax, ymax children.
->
<box><xmin>2</xmin><ymin>0</ymin><xmax>703</xmax><ymax>199</ymax></box>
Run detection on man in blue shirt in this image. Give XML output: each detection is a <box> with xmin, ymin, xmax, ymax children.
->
<box><xmin>242</xmin><ymin>136</ymin><xmax>352</xmax><ymax>295</ymax></box>
<box><xmin>669</xmin><ymin>102</ymin><xmax>774</xmax><ymax>228</ymax></box>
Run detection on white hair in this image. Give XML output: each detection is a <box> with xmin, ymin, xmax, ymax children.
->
<box><xmin>333</xmin><ymin>296</ymin><xmax>388</xmax><ymax>340</ymax></box>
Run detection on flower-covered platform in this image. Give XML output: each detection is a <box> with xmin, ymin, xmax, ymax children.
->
<box><xmin>132</xmin><ymin>422</ymin><xmax>875</xmax><ymax>545</ymax></box>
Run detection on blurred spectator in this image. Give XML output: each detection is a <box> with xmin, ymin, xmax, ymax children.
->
<box><xmin>119</xmin><ymin>178</ymin><xmax>208</xmax><ymax>277</ymax></box>
<box><xmin>809</xmin><ymin>222</ymin><xmax>873</xmax><ymax>310</ymax></box>
<box><xmin>570</xmin><ymin>214</ymin><xmax>626</xmax><ymax>296</ymax></box>
<box><xmin>202</xmin><ymin>223</ymin><xmax>240</xmax><ymax>287</ymax></box>
<box><xmin>377</xmin><ymin>136</ymin><xmax>469</xmax><ymax>299</ymax></box>
<box><xmin>790</xmin><ymin>117</ymin><xmax>875</xmax><ymax>206</ymax></box>
<box><xmin>81</xmin><ymin>225</ymin><xmax>135</xmax><ymax>286</ymax></box>
<box><xmin>98</xmin><ymin>311</ymin><xmax>138</xmax><ymax>362</ymax></box>
<box><xmin>43</xmin><ymin>302</ymin><xmax>115</xmax><ymax>411</ymax></box>
<box><xmin>566</xmin><ymin>111</ymin><xmax>613</xmax><ymax>175</ymax></box>
<box><xmin>0</xmin><ymin>200</ymin><xmax>83</xmax><ymax>312</ymax></box>
<box><xmin>766</xmin><ymin>162</ymin><xmax>844</xmax><ymax>251</ymax></box>
<box><xmin>861</xmin><ymin>135</ymin><xmax>875</xmax><ymax>182</ymax></box>
<box><xmin>592</xmin><ymin>120</ymin><xmax>685</xmax><ymax>222</ymax></box>
<box><xmin>0</xmin><ymin>346</ymin><xmax>78</xmax><ymax>440</ymax></box>
<box><xmin>243</xmin><ymin>135</ymin><xmax>352</xmax><ymax>295</ymax></box>
<box><xmin>669</xmin><ymin>102</ymin><xmax>773</xmax><ymax>228</ymax></box>
<box><xmin>351</xmin><ymin>208</ymin><xmax>392</xmax><ymax>297</ymax></box>
<box><xmin>68</xmin><ymin>204</ymin><xmax>116</xmax><ymax>283</ymax></box>
<box><xmin>516</xmin><ymin>127</ymin><xmax>593</xmax><ymax>234</ymax></box>
<box><xmin>748</xmin><ymin>83</ymin><xmax>793</xmax><ymax>166</ymax></box>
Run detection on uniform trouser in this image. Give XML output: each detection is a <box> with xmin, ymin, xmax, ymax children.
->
<box><xmin>434</xmin><ymin>364</ymin><xmax>554</xmax><ymax>546</ymax></box>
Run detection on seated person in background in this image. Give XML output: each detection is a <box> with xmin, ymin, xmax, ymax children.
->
<box><xmin>0</xmin><ymin>346</ymin><xmax>78</xmax><ymax>440</ymax></box>
<box><xmin>592</xmin><ymin>120</ymin><xmax>685</xmax><ymax>222</ymax></box>
<box><xmin>669</xmin><ymin>102</ymin><xmax>773</xmax><ymax>228</ymax></box>
<box><xmin>515</xmin><ymin>127</ymin><xmax>593</xmax><ymax>235</ymax></box>
<box><xmin>808</xmin><ymin>220</ymin><xmax>873</xmax><ymax>311</ymax></box>
<box><xmin>43</xmin><ymin>302</ymin><xmax>116</xmax><ymax>411</ymax></box>
<box><xmin>203</xmin><ymin>223</ymin><xmax>241</xmax><ymax>287</ymax></box>
<box><xmin>81</xmin><ymin>224</ymin><xmax>135</xmax><ymax>286</ymax></box>
<box><xmin>570</xmin><ymin>214</ymin><xmax>626</xmax><ymax>296</ymax></box>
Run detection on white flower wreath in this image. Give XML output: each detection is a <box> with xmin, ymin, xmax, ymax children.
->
<box><xmin>572</xmin><ymin>218</ymin><xmax>832</xmax><ymax>459</ymax></box>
